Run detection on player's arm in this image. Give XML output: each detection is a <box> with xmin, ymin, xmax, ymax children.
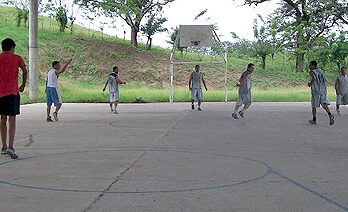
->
<box><xmin>102</xmin><ymin>80</ymin><xmax>108</xmax><ymax>92</ymax></box>
<box><xmin>116</xmin><ymin>76</ymin><xmax>126</xmax><ymax>85</ymax></box>
<box><xmin>237</xmin><ymin>74</ymin><xmax>251</xmax><ymax>87</ymax></box>
<box><xmin>19</xmin><ymin>65</ymin><xmax>28</xmax><ymax>92</ymax></box>
<box><xmin>202</xmin><ymin>76</ymin><xmax>208</xmax><ymax>91</ymax></box>
<box><xmin>308</xmin><ymin>71</ymin><xmax>316</xmax><ymax>87</ymax></box>
<box><xmin>188</xmin><ymin>73</ymin><xmax>193</xmax><ymax>90</ymax></box>
<box><xmin>335</xmin><ymin>77</ymin><xmax>340</xmax><ymax>95</ymax></box>
<box><xmin>55</xmin><ymin>59</ymin><xmax>72</xmax><ymax>75</ymax></box>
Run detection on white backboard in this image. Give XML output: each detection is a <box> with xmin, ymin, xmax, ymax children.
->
<box><xmin>179</xmin><ymin>25</ymin><xmax>213</xmax><ymax>47</ymax></box>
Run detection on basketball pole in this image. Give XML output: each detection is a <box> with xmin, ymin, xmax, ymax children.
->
<box><xmin>213</xmin><ymin>30</ymin><xmax>228</xmax><ymax>103</ymax></box>
<box><xmin>29</xmin><ymin>0</ymin><xmax>39</xmax><ymax>99</ymax></box>
<box><xmin>169</xmin><ymin>32</ymin><xmax>179</xmax><ymax>103</ymax></box>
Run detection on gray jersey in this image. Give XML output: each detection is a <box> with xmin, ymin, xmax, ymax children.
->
<box><xmin>192</xmin><ymin>72</ymin><xmax>202</xmax><ymax>89</ymax></box>
<box><xmin>108</xmin><ymin>73</ymin><xmax>118</xmax><ymax>93</ymax></box>
<box><xmin>310</xmin><ymin>68</ymin><xmax>327</xmax><ymax>95</ymax></box>
<box><xmin>238</xmin><ymin>70</ymin><xmax>253</xmax><ymax>94</ymax></box>
<box><xmin>337</xmin><ymin>75</ymin><xmax>348</xmax><ymax>95</ymax></box>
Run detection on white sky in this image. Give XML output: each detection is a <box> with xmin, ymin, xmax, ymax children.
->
<box><xmin>74</xmin><ymin>0</ymin><xmax>281</xmax><ymax>48</ymax></box>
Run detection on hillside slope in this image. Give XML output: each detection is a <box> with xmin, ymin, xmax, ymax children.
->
<box><xmin>1</xmin><ymin>6</ymin><xmax>338</xmax><ymax>90</ymax></box>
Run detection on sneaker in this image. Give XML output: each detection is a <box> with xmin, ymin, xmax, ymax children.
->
<box><xmin>53</xmin><ymin>112</ymin><xmax>58</xmax><ymax>121</ymax></box>
<box><xmin>308</xmin><ymin>120</ymin><xmax>317</xmax><ymax>125</ymax></box>
<box><xmin>46</xmin><ymin>116</ymin><xmax>54</xmax><ymax>122</ymax></box>
<box><xmin>198</xmin><ymin>108</ymin><xmax>202</xmax><ymax>111</ymax></box>
<box><xmin>232</xmin><ymin>113</ymin><xmax>238</xmax><ymax>119</ymax></box>
<box><xmin>191</xmin><ymin>104</ymin><xmax>194</xmax><ymax>110</ymax></box>
<box><xmin>7</xmin><ymin>148</ymin><xmax>18</xmax><ymax>159</ymax></box>
<box><xmin>239</xmin><ymin>110</ymin><xmax>244</xmax><ymax>118</ymax></box>
<box><xmin>114</xmin><ymin>110</ymin><xmax>118</xmax><ymax>114</ymax></box>
<box><xmin>337</xmin><ymin>109</ymin><xmax>341</xmax><ymax>115</ymax></box>
<box><xmin>329</xmin><ymin>114</ymin><xmax>334</xmax><ymax>125</ymax></box>
<box><xmin>1</xmin><ymin>148</ymin><xmax>7</xmax><ymax>155</ymax></box>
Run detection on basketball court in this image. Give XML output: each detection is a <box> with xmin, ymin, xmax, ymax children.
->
<box><xmin>0</xmin><ymin>102</ymin><xmax>347</xmax><ymax>211</ymax></box>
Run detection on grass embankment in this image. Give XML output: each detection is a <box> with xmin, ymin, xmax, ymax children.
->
<box><xmin>20</xmin><ymin>77</ymin><xmax>338</xmax><ymax>104</ymax></box>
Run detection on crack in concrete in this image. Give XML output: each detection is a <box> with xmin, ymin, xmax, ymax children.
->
<box><xmin>82</xmin><ymin>151</ymin><xmax>147</xmax><ymax>212</ymax></box>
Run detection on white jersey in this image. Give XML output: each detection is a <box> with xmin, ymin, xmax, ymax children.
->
<box><xmin>192</xmin><ymin>72</ymin><xmax>202</xmax><ymax>89</ymax></box>
<box><xmin>337</xmin><ymin>75</ymin><xmax>348</xmax><ymax>95</ymax></box>
<box><xmin>108</xmin><ymin>72</ymin><xmax>118</xmax><ymax>93</ymax></box>
<box><xmin>47</xmin><ymin>68</ymin><xmax>59</xmax><ymax>88</ymax></box>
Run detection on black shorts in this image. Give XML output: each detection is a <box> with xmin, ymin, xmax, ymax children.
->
<box><xmin>0</xmin><ymin>95</ymin><xmax>20</xmax><ymax>116</ymax></box>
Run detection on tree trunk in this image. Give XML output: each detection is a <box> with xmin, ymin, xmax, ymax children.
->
<box><xmin>271</xmin><ymin>53</ymin><xmax>274</xmax><ymax>71</ymax></box>
<box><xmin>296</xmin><ymin>53</ymin><xmax>304</xmax><ymax>72</ymax></box>
<box><xmin>131</xmin><ymin>27</ymin><xmax>138</xmax><ymax>48</ymax></box>
<box><xmin>261</xmin><ymin>55</ymin><xmax>266</xmax><ymax>69</ymax></box>
<box><xmin>148</xmin><ymin>37</ymin><xmax>152</xmax><ymax>50</ymax></box>
<box><xmin>337</xmin><ymin>62</ymin><xmax>341</xmax><ymax>71</ymax></box>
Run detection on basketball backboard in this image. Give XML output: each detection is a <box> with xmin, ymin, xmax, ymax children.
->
<box><xmin>179</xmin><ymin>25</ymin><xmax>214</xmax><ymax>47</ymax></box>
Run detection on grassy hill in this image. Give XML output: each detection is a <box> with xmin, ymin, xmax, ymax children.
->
<box><xmin>0</xmin><ymin>6</ymin><xmax>343</xmax><ymax>103</ymax></box>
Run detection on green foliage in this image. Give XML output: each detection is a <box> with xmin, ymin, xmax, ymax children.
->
<box><xmin>141</xmin><ymin>12</ymin><xmax>167</xmax><ymax>50</ymax></box>
<box><xmin>77</xmin><ymin>0</ymin><xmax>175</xmax><ymax>47</ymax></box>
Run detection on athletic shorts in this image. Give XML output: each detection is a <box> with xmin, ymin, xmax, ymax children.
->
<box><xmin>46</xmin><ymin>87</ymin><xmax>62</xmax><ymax>107</ymax></box>
<box><xmin>109</xmin><ymin>92</ymin><xmax>119</xmax><ymax>102</ymax></box>
<box><xmin>336</xmin><ymin>94</ymin><xmax>348</xmax><ymax>105</ymax></box>
<box><xmin>311</xmin><ymin>95</ymin><xmax>330</xmax><ymax>108</ymax></box>
<box><xmin>191</xmin><ymin>88</ymin><xmax>203</xmax><ymax>100</ymax></box>
<box><xmin>0</xmin><ymin>94</ymin><xmax>20</xmax><ymax>116</ymax></box>
<box><xmin>236</xmin><ymin>92</ymin><xmax>252</xmax><ymax>107</ymax></box>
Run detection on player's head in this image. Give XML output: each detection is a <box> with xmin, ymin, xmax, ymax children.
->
<box><xmin>1</xmin><ymin>38</ymin><xmax>16</xmax><ymax>52</ymax></box>
<box><xmin>52</xmin><ymin>61</ymin><xmax>60</xmax><ymax>70</ymax></box>
<box><xmin>113</xmin><ymin>66</ymin><xmax>118</xmax><ymax>73</ymax></box>
<box><xmin>247</xmin><ymin>63</ymin><xmax>254</xmax><ymax>72</ymax></box>
<box><xmin>195</xmin><ymin>64</ymin><xmax>200</xmax><ymax>72</ymax></box>
<box><xmin>309</xmin><ymin>60</ymin><xmax>317</xmax><ymax>70</ymax></box>
<box><xmin>341</xmin><ymin>66</ymin><xmax>346</xmax><ymax>75</ymax></box>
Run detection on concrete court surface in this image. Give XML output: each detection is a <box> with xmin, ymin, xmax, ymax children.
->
<box><xmin>0</xmin><ymin>102</ymin><xmax>348</xmax><ymax>212</ymax></box>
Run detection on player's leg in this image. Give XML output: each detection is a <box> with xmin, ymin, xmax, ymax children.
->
<box><xmin>46</xmin><ymin>88</ymin><xmax>54</xmax><ymax>122</ymax></box>
<box><xmin>321</xmin><ymin>95</ymin><xmax>334</xmax><ymax>125</ymax></box>
<box><xmin>232</xmin><ymin>94</ymin><xmax>242</xmax><ymax>119</ymax></box>
<box><xmin>309</xmin><ymin>95</ymin><xmax>319</xmax><ymax>124</ymax></box>
<box><xmin>7</xmin><ymin>116</ymin><xmax>18</xmax><ymax>159</ymax></box>
<box><xmin>191</xmin><ymin>89</ymin><xmax>195</xmax><ymax>110</ymax></box>
<box><xmin>114</xmin><ymin>101</ymin><xmax>119</xmax><ymax>114</ymax></box>
<box><xmin>322</xmin><ymin>103</ymin><xmax>334</xmax><ymax>125</ymax></box>
<box><xmin>114</xmin><ymin>92</ymin><xmax>119</xmax><ymax>114</ymax></box>
<box><xmin>53</xmin><ymin>88</ymin><xmax>62</xmax><ymax>121</ymax></box>
<box><xmin>197</xmin><ymin>89</ymin><xmax>203</xmax><ymax>111</ymax></box>
<box><xmin>336</xmin><ymin>95</ymin><xmax>341</xmax><ymax>115</ymax></box>
<box><xmin>1</xmin><ymin>115</ymin><xmax>8</xmax><ymax>154</ymax></box>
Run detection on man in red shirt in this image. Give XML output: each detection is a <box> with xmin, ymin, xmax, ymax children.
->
<box><xmin>0</xmin><ymin>38</ymin><xmax>28</xmax><ymax>159</ymax></box>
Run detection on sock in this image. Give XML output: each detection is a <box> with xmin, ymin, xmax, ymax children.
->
<box><xmin>313</xmin><ymin>117</ymin><xmax>317</xmax><ymax>122</ymax></box>
<box><xmin>328</xmin><ymin>112</ymin><xmax>332</xmax><ymax>117</ymax></box>
<box><xmin>337</xmin><ymin>105</ymin><xmax>340</xmax><ymax>110</ymax></box>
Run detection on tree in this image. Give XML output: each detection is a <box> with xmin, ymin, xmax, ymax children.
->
<box><xmin>252</xmin><ymin>17</ymin><xmax>272</xmax><ymax>69</ymax></box>
<box><xmin>328</xmin><ymin>32</ymin><xmax>348</xmax><ymax>70</ymax></box>
<box><xmin>4</xmin><ymin>0</ymin><xmax>31</xmax><ymax>27</ymax></box>
<box><xmin>167</xmin><ymin>26</ymin><xmax>186</xmax><ymax>57</ymax></box>
<box><xmin>45</xmin><ymin>0</ymin><xmax>68</xmax><ymax>32</ymax></box>
<box><xmin>241</xmin><ymin>0</ymin><xmax>348</xmax><ymax>72</ymax></box>
<box><xmin>77</xmin><ymin>0</ymin><xmax>175</xmax><ymax>48</ymax></box>
<box><xmin>141</xmin><ymin>12</ymin><xmax>167</xmax><ymax>50</ymax></box>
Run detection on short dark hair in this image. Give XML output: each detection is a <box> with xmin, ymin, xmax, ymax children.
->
<box><xmin>52</xmin><ymin>61</ymin><xmax>60</xmax><ymax>67</ymax></box>
<box><xmin>310</xmin><ymin>60</ymin><xmax>317</xmax><ymax>67</ymax></box>
<box><xmin>1</xmin><ymin>38</ymin><xmax>16</xmax><ymax>51</ymax></box>
<box><xmin>113</xmin><ymin>66</ymin><xmax>118</xmax><ymax>71</ymax></box>
<box><xmin>341</xmin><ymin>66</ymin><xmax>346</xmax><ymax>71</ymax></box>
<box><xmin>195</xmin><ymin>65</ymin><xmax>200</xmax><ymax>68</ymax></box>
<box><xmin>247</xmin><ymin>63</ymin><xmax>254</xmax><ymax>69</ymax></box>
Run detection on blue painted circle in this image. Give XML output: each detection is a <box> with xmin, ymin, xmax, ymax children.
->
<box><xmin>0</xmin><ymin>147</ymin><xmax>272</xmax><ymax>194</ymax></box>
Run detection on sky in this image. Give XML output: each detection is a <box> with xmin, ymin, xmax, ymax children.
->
<box><xmin>74</xmin><ymin>0</ymin><xmax>281</xmax><ymax>48</ymax></box>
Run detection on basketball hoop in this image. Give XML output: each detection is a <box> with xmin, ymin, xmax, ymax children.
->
<box><xmin>191</xmin><ymin>41</ymin><xmax>201</xmax><ymax>46</ymax></box>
